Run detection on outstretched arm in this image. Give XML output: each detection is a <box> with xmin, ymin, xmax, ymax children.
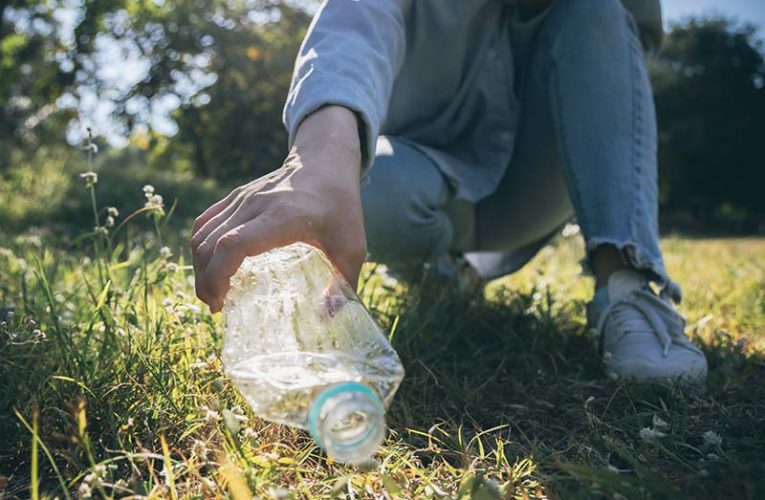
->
<box><xmin>191</xmin><ymin>0</ymin><xmax>408</xmax><ymax>312</ymax></box>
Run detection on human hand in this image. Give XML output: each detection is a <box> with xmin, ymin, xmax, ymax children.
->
<box><xmin>190</xmin><ymin>106</ymin><xmax>366</xmax><ymax>312</ymax></box>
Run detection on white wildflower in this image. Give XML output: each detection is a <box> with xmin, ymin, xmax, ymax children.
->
<box><xmin>143</xmin><ymin>184</ymin><xmax>155</xmax><ymax>195</ymax></box>
<box><xmin>93</xmin><ymin>464</ymin><xmax>107</xmax><ymax>477</ymax></box>
<box><xmin>145</xmin><ymin>192</ymin><xmax>164</xmax><ymax>211</ymax></box>
<box><xmin>191</xmin><ymin>358</ymin><xmax>208</xmax><ymax>370</ymax></box>
<box><xmin>107</xmin><ymin>206</ymin><xmax>119</xmax><ymax>217</ymax></box>
<box><xmin>78</xmin><ymin>481</ymin><xmax>93</xmax><ymax>498</ymax></box>
<box><xmin>204</xmin><ymin>408</ymin><xmax>220</xmax><ymax>423</ymax></box>
<box><xmin>230</xmin><ymin>405</ymin><xmax>248</xmax><ymax>422</ymax></box>
<box><xmin>243</xmin><ymin>427</ymin><xmax>258</xmax><ymax>441</ymax></box>
<box><xmin>95</xmin><ymin>226</ymin><xmax>109</xmax><ymax>236</ymax></box>
<box><xmin>81</xmin><ymin>471</ymin><xmax>102</xmax><ymax>489</ymax></box>
<box><xmin>159</xmin><ymin>246</ymin><xmax>173</xmax><ymax>258</ymax></box>
<box><xmin>561</xmin><ymin>223</ymin><xmax>581</xmax><ymax>238</ymax></box>
<box><xmin>80</xmin><ymin>171</ymin><xmax>98</xmax><ymax>185</ymax></box>
<box><xmin>639</xmin><ymin>427</ymin><xmax>666</xmax><ymax>442</ymax></box>
<box><xmin>703</xmin><ymin>430</ymin><xmax>722</xmax><ymax>446</ymax></box>
<box><xmin>105</xmin><ymin>215</ymin><xmax>115</xmax><ymax>227</ymax></box>
<box><xmin>652</xmin><ymin>414</ymin><xmax>669</xmax><ymax>430</ymax></box>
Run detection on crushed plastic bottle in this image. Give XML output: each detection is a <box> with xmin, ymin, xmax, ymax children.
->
<box><xmin>222</xmin><ymin>242</ymin><xmax>405</xmax><ymax>464</ymax></box>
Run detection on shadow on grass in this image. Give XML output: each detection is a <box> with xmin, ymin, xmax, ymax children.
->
<box><xmin>376</xmin><ymin>285</ymin><xmax>765</xmax><ymax>499</ymax></box>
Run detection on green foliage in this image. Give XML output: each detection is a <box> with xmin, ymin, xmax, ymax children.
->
<box><xmin>93</xmin><ymin>0</ymin><xmax>312</xmax><ymax>180</ymax></box>
<box><xmin>1</xmin><ymin>1</ymin><xmax>311</xmax><ymax>181</ymax></box>
<box><xmin>652</xmin><ymin>18</ymin><xmax>765</xmax><ymax>230</ymax></box>
<box><xmin>158</xmin><ymin>5</ymin><xmax>311</xmax><ymax>180</ymax></box>
<box><xmin>0</xmin><ymin>1</ymin><xmax>77</xmax><ymax>171</ymax></box>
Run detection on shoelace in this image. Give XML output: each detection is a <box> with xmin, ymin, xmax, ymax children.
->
<box><xmin>593</xmin><ymin>289</ymin><xmax>687</xmax><ymax>358</ymax></box>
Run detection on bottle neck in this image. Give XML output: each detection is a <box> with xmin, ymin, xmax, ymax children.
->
<box><xmin>308</xmin><ymin>382</ymin><xmax>386</xmax><ymax>464</ymax></box>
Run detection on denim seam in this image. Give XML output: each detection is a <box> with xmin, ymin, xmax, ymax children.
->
<box><xmin>623</xmin><ymin>15</ymin><xmax>674</xmax><ymax>289</ymax></box>
<box><xmin>549</xmin><ymin>54</ymin><xmax>588</xmax><ymax>240</ymax></box>
<box><xmin>628</xmin><ymin>12</ymin><xmax>641</xmax><ymax>245</ymax></box>
<box><xmin>627</xmin><ymin>24</ymin><xmax>640</xmax><ymax>244</ymax></box>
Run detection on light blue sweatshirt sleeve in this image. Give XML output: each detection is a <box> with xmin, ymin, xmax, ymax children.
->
<box><xmin>282</xmin><ymin>0</ymin><xmax>408</xmax><ymax>171</ymax></box>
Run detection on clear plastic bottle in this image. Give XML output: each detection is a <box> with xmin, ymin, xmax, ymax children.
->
<box><xmin>222</xmin><ymin>242</ymin><xmax>405</xmax><ymax>464</ymax></box>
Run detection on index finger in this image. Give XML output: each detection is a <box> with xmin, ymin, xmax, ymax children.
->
<box><xmin>198</xmin><ymin>215</ymin><xmax>300</xmax><ymax>312</ymax></box>
<box><xmin>190</xmin><ymin>186</ymin><xmax>242</xmax><ymax>237</ymax></box>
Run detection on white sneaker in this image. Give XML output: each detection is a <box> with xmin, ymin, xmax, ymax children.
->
<box><xmin>587</xmin><ymin>270</ymin><xmax>708</xmax><ymax>384</ymax></box>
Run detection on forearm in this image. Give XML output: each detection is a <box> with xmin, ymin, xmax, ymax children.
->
<box><xmin>293</xmin><ymin>106</ymin><xmax>362</xmax><ymax>182</ymax></box>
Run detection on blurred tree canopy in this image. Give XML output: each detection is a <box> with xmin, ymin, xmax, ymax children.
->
<box><xmin>1</xmin><ymin>0</ymin><xmax>311</xmax><ymax>178</ymax></box>
<box><xmin>0</xmin><ymin>3</ymin><xmax>764</xmax><ymax>231</ymax></box>
<box><xmin>0</xmin><ymin>0</ymin><xmax>77</xmax><ymax>170</ymax></box>
<box><xmin>651</xmin><ymin>18</ymin><xmax>765</xmax><ymax>230</ymax></box>
<box><xmin>113</xmin><ymin>0</ymin><xmax>311</xmax><ymax>179</ymax></box>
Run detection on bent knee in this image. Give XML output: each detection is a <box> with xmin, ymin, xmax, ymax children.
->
<box><xmin>362</xmin><ymin>138</ymin><xmax>454</xmax><ymax>262</ymax></box>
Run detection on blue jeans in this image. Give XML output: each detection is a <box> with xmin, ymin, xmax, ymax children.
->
<box><xmin>361</xmin><ymin>0</ymin><xmax>672</xmax><ymax>289</ymax></box>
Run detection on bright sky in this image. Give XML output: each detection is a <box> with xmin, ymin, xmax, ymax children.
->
<box><xmin>663</xmin><ymin>0</ymin><xmax>765</xmax><ymax>34</ymax></box>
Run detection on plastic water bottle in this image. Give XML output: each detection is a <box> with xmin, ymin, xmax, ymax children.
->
<box><xmin>222</xmin><ymin>242</ymin><xmax>405</xmax><ymax>463</ymax></box>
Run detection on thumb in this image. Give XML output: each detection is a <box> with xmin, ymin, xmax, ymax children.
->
<box><xmin>320</xmin><ymin>234</ymin><xmax>367</xmax><ymax>291</ymax></box>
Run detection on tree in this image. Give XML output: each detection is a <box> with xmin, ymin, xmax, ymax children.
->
<box><xmin>0</xmin><ymin>1</ymin><xmax>78</xmax><ymax>170</ymax></box>
<box><xmin>142</xmin><ymin>4</ymin><xmax>310</xmax><ymax>180</ymax></box>
<box><xmin>89</xmin><ymin>0</ymin><xmax>311</xmax><ymax>180</ymax></box>
<box><xmin>651</xmin><ymin>18</ymin><xmax>765</xmax><ymax>228</ymax></box>
<box><xmin>1</xmin><ymin>1</ymin><xmax>311</xmax><ymax>181</ymax></box>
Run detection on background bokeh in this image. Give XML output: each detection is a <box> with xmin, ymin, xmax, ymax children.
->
<box><xmin>1</xmin><ymin>0</ymin><xmax>764</xmax><ymax>236</ymax></box>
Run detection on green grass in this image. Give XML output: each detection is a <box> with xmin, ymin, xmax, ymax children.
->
<box><xmin>1</xmin><ymin>174</ymin><xmax>764</xmax><ymax>498</ymax></box>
